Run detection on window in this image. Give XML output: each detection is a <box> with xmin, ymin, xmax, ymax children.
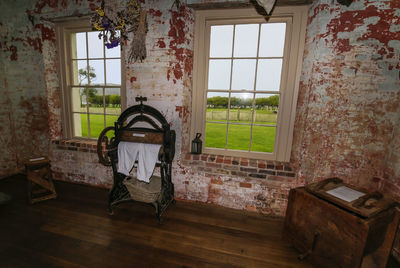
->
<box><xmin>192</xmin><ymin>7</ymin><xmax>307</xmax><ymax>161</ymax></box>
<box><xmin>56</xmin><ymin>20</ymin><xmax>125</xmax><ymax>139</ymax></box>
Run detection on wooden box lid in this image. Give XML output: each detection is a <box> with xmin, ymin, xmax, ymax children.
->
<box><xmin>305</xmin><ymin>178</ymin><xmax>397</xmax><ymax>218</ymax></box>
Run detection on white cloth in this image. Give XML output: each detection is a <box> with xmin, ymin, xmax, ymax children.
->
<box><xmin>117</xmin><ymin>141</ymin><xmax>161</xmax><ymax>183</ymax></box>
<box><xmin>256</xmin><ymin>0</ymin><xmax>276</xmax><ymax>15</ymax></box>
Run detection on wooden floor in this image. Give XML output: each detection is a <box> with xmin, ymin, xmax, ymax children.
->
<box><xmin>0</xmin><ymin>175</ymin><xmax>398</xmax><ymax>268</ymax></box>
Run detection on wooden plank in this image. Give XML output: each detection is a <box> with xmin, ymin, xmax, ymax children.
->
<box><xmin>2</xmin><ymin>175</ymin><xmax>399</xmax><ymax>267</ymax></box>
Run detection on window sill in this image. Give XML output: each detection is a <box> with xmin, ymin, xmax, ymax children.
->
<box><xmin>51</xmin><ymin>139</ymin><xmax>98</xmax><ymax>153</ymax></box>
<box><xmin>181</xmin><ymin>153</ymin><xmax>295</xmax><ymax>180</ymax></box>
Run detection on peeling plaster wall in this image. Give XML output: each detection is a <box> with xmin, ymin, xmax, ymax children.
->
<box><xmin>1</xmin><ymin>0</ymin><xmax>400</xmax><ymax>257</ymax></box>
<box><xmin>0</xmin><ymin>0</ymin><xmax>54</xmax><ymax>177</ymax></box>
<box><xmin>292</xmin><ymin>0</ymin><xmax>400</xmax><ymax>190</ymax></box>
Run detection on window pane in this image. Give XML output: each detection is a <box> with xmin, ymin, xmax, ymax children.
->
<box><xmin>88</xmin><ymin>88</ymin><xmax>103</xmax><ymax>113</ymax></box>
<box><xmin>72</xmin><ymin>60</ymin><xmax>88</xmax><ymax>85</ymax></box>
<box><xmin>227</xmin><ymin>124</ymin><xmax>251</xmax><ymax>151</ymax></box>
<box><xmin>105</xmin><ymin>88</ymin><xmax>121</xmax><ymax>115</ymax></box>
<box><xmin>205</xmin><ymin>122</ymin><xmax>227</xmax><ymax>149</ymax></box>
<box><xmin>72</xmin><ymin>32</ymin><xmax>87</xmax><ymax>59</ymax></box>
<box><xmin>254</xmin><ymin>94</ymin><xmax>279</xmax><ymax>124</ymax></box>
<box><xmin>88</xmin><ymin>31</ymin><xmax>104</xmax><ymax>58</ymax></box>
<box><xmin>231</xmin><ymin>59</ymin><xmax>256</xmax><ymax>90</ymax></box>
<box><xmin>251</xmin><ymin>126</ymin><xmax>276</xmax><ymax>152</ymax></box>
<box><xmin>206</xmin><ymin>92</ymin><xmax>229</xmax><ymax>122</ymax></box>
<box><xmin>71</xmin><ymin>87</ymin><xmax>86</xmax><ymax>112</ymax></box>
<box><xmin>229</xmin><ymin>93</ymin><xmax>253</xmax><ymax>123</ymax></box>
<box><xmin>208</xmin><ymin>59</ymin><xmax>231</xmax><ymax>90</ymax></box>
<box><xmin>106</xmin><ymin>59</ymin><xmax>121</xmax><ymax>85</ymax></box>
<box><xmin>88</xmin><ymin>60</ymin><xmax>105</xmax><ymax>85</ymax></box>
<box><xmin>233</xmin><ymin>24</ymin><xmax>259</xmax><ymax>58</ymax></box>
<box><xmin>89</xmin><ymin>114</ymin><xmax>105</xmax><ymax>138</ymax></box>
<box><xmin>256</xmin><ymin>59</ymin><xmax>282</xmax><ymax>91</ymax></box>
<box><xmin>209</xmin><ymin>25</ymin><xmax>233</xmax><ymax>58</ymax></box>
<box><xmin>259</xmin><ymin>23</ymin><xmax>286</xmax><ymax>57</ymax></box>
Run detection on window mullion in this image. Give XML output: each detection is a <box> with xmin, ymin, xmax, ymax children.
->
<box><xmin>85</xmin><ymin>32</ymin><xmax>92</xmax><ymax>138</ymax></box>
<box><xmin>225</xmin><ymin>24</ymin><xmax>236</xmax><ymax>150</ymax></box>
<box><xmin>249</xmin><ymin>24</ymin><xmax>262</xmax><ymax>151</ymax></box>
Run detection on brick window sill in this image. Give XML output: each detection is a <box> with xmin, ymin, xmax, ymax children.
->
<box><xmin>181</xmin><ymin>153</ymin><xmax>295</xmax><ymax>179</ymax></box>
<box><xmin>51</xmin><ymin>139</ymin><xmax>98</xmax><ymax>154</ymax></box>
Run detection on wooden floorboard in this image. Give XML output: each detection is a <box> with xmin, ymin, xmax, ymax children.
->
<box><xmin>0</xmin><ymin>175</ymin><xmax>398</xmax><ymax>268</ymax></box>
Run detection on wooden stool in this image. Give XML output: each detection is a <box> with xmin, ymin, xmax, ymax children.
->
<box><xmin>24</xmin><ymin>157</ymin><xmax>57</xmax><ymax>204</ymax></box>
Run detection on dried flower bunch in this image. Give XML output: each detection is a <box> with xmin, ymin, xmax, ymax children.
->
<box><xmin>91</xmin><ymin>0</ymin><xmax>144</xmax><ymax>54</ymax></box>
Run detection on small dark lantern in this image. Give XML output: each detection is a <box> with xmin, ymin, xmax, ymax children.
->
<box><xmin>191</xmin><ymin>133</ymin><xmax>202</xmax><ymax>154</ymax></box>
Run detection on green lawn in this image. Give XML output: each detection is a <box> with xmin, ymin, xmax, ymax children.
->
<box><xmin>205</xmin><ymin>123</ymin><xmax>276</xmax><ymax>152</ymax></box>
<box><xmin>78</xmin><ymin>107</ymin><xmax>277</xmax><ymax>153</ymax></box>
<box><xmin>80</xmin><ymin>114</ymin><xmax>119</xmax><ymax>138</ymax></box>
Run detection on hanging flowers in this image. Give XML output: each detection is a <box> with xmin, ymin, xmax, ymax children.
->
<box><xmin>91</xmin><ymin>0</ymin><xmax>144</xmax><ymax>52</ymax></box>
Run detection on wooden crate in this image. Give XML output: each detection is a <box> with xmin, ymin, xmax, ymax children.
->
<box><xmin>284</xmin><ymin>180</ymin><xmax>399</xmax><ymax>268</ymax></box>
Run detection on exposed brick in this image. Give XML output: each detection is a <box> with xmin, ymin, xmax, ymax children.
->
<box><xmin>230</xmin><ymin>171</ymin><xmax>247</xmax><ymax>177</ymax></box>
<box><xmin>223</xmin><ymin>165</ymin><xmax>239</xmax><ymax>171</ymax></box>
<box><xmin>184</xmin><ymin>153</ymin><xmax>191</xmax><ymax>160</ymax></box>
<box><xmin>260</xmin><ymin>169</ymin><xmax>276</xmax><ymax>176</ymax></box>
<box><xmin>206</xmin><ymin>162</ymin><xmax>222</xmax><ymax>169</ymax></box>
<box><xmin>208</xmin><ymin>155</ymin><xmax>216</xmax><ymax>162</ymax></box>
<box><xmin>196</xmin><ymin>166</ymin><xmax>212</xmax><ymax>172</ymax></box>
<box><xmin>189</xmin><ymin>160</ymin><xmax>203</xmax><ymax>166</ymax></box>
<box><xmin>258</xmin><ymin>162</ymin><xmax>266</xmax><ymax>169</ymax></box>
<box><xmin>249</xmin><ymin>173</ymin><xmax>267</xmax><ymax>179</ymax></box>
<box><xmin>249</xmin><ymin>160</ymin><xmax>258</xmax><ymax>167</ymax></box>
<box><xmin>215</xmin><ymin>168</ymin><xmax>230</xmax><ymax>175</ymax></box>
<box><xmin>240</xmin><ymin>167</ymin><xmax>257</xmax><ymax>173</ymax></box>
<box><xmin>239</xmin><ymin>182</ymin><xmax>252</xmax><ymax>188</ymax></box>
<box><xmin>223</xmin><ymin>158</ymin><xmax>232</xmax><ymax>164</ymax></box>
<box><xmin>275</xmin><ymin>165</ymin><xmax>283</xmax><ymax>170</ymax></box>
<box><xmin>192</xmin><ymin>154</ymin><xmax>200</xmax><ymax>160</ymax></box>
<box><xmin>284</xmin><ymin>165</ymin><xmax>292</xmax><ymax>172</ymax></box>
<box><xmin>67</xmin><ymin>147</ymin><xmax>77</xmax><ymax>151</ymax></box>
<box><xmin>216</xmin><ymin>157</ymin><xmax>223</xmax><ymax>163</ymax></box>
<box><xmin>201</xmin><ymin>154</ymin><xmax>208</xmax><ymax>161</ymax></box>
<box><xmin>267</xmin><ymin>164</ymin><xmax>275</xmax><ymax>169</ymax></box>
<box><xmin>232</xmin><ymin>160</ymin><xmax>239</xmax><ymax>165</ymax></box>
<box><xmin>240</xmin><ymin>161</ymin><xmax>249</xmax><ymax>166</ymax></box>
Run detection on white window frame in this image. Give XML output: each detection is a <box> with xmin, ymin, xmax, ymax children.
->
<box><xmin>56</xmin><ymin>19</ymin><xmax>126</xmax><ymax>140</ymax></box>
<box><xmin>191</xmin><ymin>6</ymin><xmax>308</xmax><ymax>162</ymax></box>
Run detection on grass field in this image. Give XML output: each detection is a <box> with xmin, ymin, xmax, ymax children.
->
<box><xmin>78</xmin><ymin>108</ymin><xmax>277</xmax><ymax>152</ymax></box>
<box><xmin>205</xmin><ymin>123</ymin><xmax>276</xmax><ymax>152</ymax></box>
<box><xmin>80</xmin><ymin>114</ymin><xmax>119</xmax><ymax>138</ymax></box>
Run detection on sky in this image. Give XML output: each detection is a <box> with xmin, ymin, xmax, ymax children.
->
<box><xmin>207</xmin><ymin>22</ymin><xmax>286</xmax><ymax>100</ymax></box>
